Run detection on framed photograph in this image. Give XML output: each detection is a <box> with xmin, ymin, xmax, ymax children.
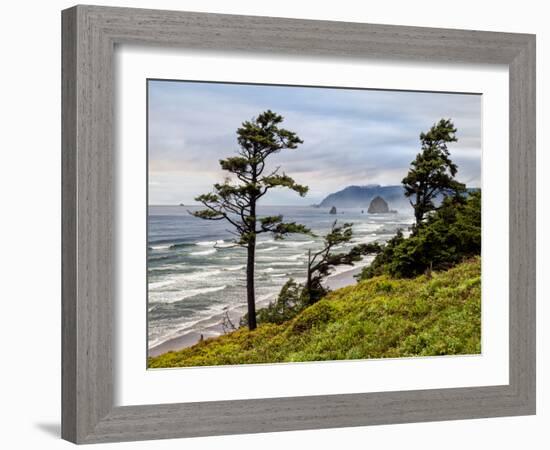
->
<box><xmin>62</xmin><ymin>5</ymin><xmax>536</xmax><ymax>444</ymax></box>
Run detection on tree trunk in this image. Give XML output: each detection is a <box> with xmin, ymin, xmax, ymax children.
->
<box><xmin>415</xmin><ymin>209</ymin><xmax>423</xmax><ymax>227</ymax></box>
<box><xmin>414</xmin><ymin>191</ymin><xmax>423</xmax><ymax>226</ymax></box>
<box><xmin>246</xmin><ymin>239</ymin><xmax>257</xmax><ymax>330</ymax></box>
<box><xmin>306</xmin><ymin>249</ymin><xmax>312</xmax><ymax>305</ymax></box>
<box><xmin>246</xmin><ymin>192</ymin><xmax>258</xmax><ymax>331</ymax></box>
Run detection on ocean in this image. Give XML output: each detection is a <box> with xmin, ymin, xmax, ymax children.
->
<box><xmin>147</xmin><ymin>205</ymin><xmax>414</xmax><ymax>352</ymax></box>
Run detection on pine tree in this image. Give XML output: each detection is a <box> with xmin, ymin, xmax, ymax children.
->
<box><xmin>402</xmin><ymin>119</ymin><xmax>466</xmax><ymax>227</ymax></box>
<box><xmin>191</xmin><ymin>110</ymin><xmax>310</xmax><ymax>330</ymax></box>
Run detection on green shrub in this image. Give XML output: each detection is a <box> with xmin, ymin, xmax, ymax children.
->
<box><xmin>290</xmin><ymin>301</ymin><xmax>336</xmax><ymax>333</ymax></box>
<box><xmin>241</xmin><ymin>278</ymin><xmax>306</xmax><ymax>326</ymax></box>
<box><xmin>360</xmin><ymin>191</ymin><xmax>481</xmax><ymax>280</ymax></box>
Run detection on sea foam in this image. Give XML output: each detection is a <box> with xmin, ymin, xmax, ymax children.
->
<box><xmin>152</xmin><ymin>285</ymin><xmax>228</xmax><ymax>303</ymax></box>
<box><xmin>190</xmin><ymin>248</ymin><xmax>217</xmax><ymax>256</ymax></box>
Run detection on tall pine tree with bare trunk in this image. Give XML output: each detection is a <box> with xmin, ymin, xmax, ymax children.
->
<box><xmin>191</xmin><ymin>110</ymin><xmax>310</xmax><ymax>330</ymax></box>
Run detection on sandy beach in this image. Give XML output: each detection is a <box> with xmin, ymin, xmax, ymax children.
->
<box><xmin>325</xmin><ymin>266</ymin><xmax>364</xmax><ymax>290</ymax></box>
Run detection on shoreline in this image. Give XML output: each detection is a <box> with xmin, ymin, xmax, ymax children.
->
<box><xmin>148</xmin><ymin>263</ymin><xmax>365</xmax><ymax>357</ymax></box>
<box><xmin>325</xmin><ymin>265</ymin><xmax>364</xmax><ymax>290</ymax></box>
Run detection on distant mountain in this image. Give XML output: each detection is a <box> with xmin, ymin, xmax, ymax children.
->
<box><xmin>318</xmin><ymin>185</ymin><xmax>410</xmax><ymax>211</ymax></box>
<box><xmin>318</xmin><ymin>184</ymin><xmax>478</xmax><ymax>212</ymax></box>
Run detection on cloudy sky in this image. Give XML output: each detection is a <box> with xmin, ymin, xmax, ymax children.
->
<box><xmin>148</xmin><ymin>80</ymin><xmax>481</xmax><ymax>205</ymax></box>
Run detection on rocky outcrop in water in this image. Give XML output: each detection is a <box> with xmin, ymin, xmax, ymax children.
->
<box><xmin>329</xmin><ymin>206</ymin><xmax>337</xmax><ymax>214</ymax></box>
<box><xmin>368</xmin><ymin>196</ymin><xmax>391</xmax><ymax>214</ymax></box>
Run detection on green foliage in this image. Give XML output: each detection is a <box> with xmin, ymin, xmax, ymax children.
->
<box><xmin>271</xmin><ymin>222</ymin><xmax>313</xmax><ymax>240</ymax></box>
<box><xmin>148</xmin><ymin>258</ymin><xmax>481</xmax><ymax>367</ymax></box>
<box><xmin>290</xmin><ymin>302</ymin><xmax>336</xmax><ymax>333</ymax></box>
<box><xmin>261</xmin><ymin>173</ymin><xmax>309</xmax><ymax>196</ymax></box>
<box><xmin>305</xmin><ymin>221</ymin><xmax>381</xmax><ymax>305</ymax></box>
<box><xmin>360</xmin><ymin>191</ymin><xmax>481</xmax><ymax>280</ymax></box>
<box><xmin>236</xmin><ymin>109</ymin><xmax>303</xmax><ymax>153</ymax></box>
<box><xmin>403</xmin><ymin>119</ymin><xmax>466</xmax><ymax>226</ymax></box>
<box><xmin>190</xmin><ymin>110</ymin><xmax>311</xmax><ymax>246</ymax></box>
<box><xmin>358</xmin><ymin>230</ymin><xmax>406</xmax><ymax>279</ymax></box>
<box><xmin>241</xmin><ymin>279</ymin><xmax>306</xmax><ymax>326</ymax></box>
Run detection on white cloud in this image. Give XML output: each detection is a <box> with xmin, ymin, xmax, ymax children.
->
<box><xmin>148</xmin><ymin>81</ymin><xmax>481</xmax><ymax>205</ymax></box>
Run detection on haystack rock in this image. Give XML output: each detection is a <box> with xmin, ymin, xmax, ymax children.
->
<box><xmin>329</xmin><ymin>206</ymin><xmax>337</xmax><ymax>215</ymax></box>
<box><xmin>367</xmin><ymin>196</ymin><xmax>390</xmax><ymax>214</ymax></box>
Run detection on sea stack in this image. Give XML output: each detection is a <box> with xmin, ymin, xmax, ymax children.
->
<box><xmin>329</xmin><ymin>206</ymin><xmax>337</xmax><ymax>215</ymax></box>
<box><xmin>367</xmin><ymin>196</ymin><xmax>390</xmax><ymax>214</ymax></box>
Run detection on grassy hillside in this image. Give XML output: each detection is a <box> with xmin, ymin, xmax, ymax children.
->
<box><xmin>149</xmin><ymin>257</ymin><xmax>481</xmax><ymax>368</ymax></box>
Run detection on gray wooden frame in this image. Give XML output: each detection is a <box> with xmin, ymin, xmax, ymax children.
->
<box><xmin>62</xmin><ymin>4</ymin><xmax>536</xmax><ymax>444</ymax></box>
